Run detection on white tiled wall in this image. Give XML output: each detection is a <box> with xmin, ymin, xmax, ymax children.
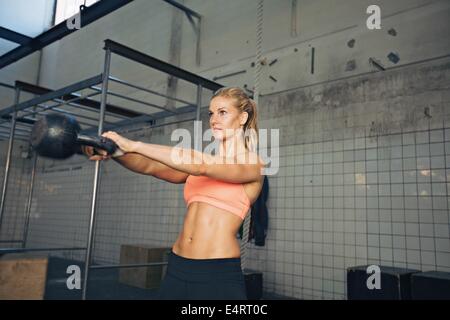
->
<box><xmin>23</xmin><ymin>161</ymin><xmax>93</xmax><ymax>260</ymax></box>
<box><xmin>244</xmin><ymin>128</ymin><xmax>450</xmax><ymax>299</ymax></box>
<box><xmin>0</xmin><ymin>140</ymin><xmax>33</xmax><ymax>244</ymax></box>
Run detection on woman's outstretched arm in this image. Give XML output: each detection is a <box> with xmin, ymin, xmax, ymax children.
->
<box><xmin>81</xmin><ymin>145</ymin><xmax>188</xmax><ymax>183</ymax></box>
<box><xmin>102</xmin><ymin>132</ymin><xmax>264</xmax><ymax>184</ymax></box>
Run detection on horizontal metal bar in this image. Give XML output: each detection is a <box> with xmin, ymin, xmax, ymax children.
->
<box><xmin>0</xmin><ymin>116</ymin><xmax>35</xmax><ymax>126</ymax></box>
<box><xmin>0</xmin><ymin>26</ymin><xmax>33</xmax><ymax>45</ymax></box>
<box><xmin>34</xmin><ymin>104</ymin><xmax>113</xmax><ymax>124</ymax></box>
<box><xmin>0</xmin><ymin>116</ymin><xmax>34</xmax><ymax>126</ymax></box>
<box><xmin>90</xmin><ymin>86</ymin><xmax>175</xmax><ymax>114</ymax></box>
<box><xmin>0</xmin><ymin>127</ymin><xmax>30</xmax><ymax>136</ymax></box>
<box><xmin>50</xmin><ymin>91</ymin><xmax>101</xmax><ymax>108</ymax></box>
<box><xmin>109</xmin><ymin>76</ymin><xmax>194</xmax><ymax>105</ymax></box>
<box><xmin>90</xmin><ymin>262</ymin><xmax>168</xmax><ymax>269</ymax></box>
<box><xmin>0</xmin><ymin>125</ymin><xmax>31</xmax><ymax>133</ymax></box>
<box><xmin>51</xmin><ymin>97</ymin><xmax>129</xmax><ymax>120</ymax></box>
<box><xmin>13</xmin><ymin>121</ymin><xmax>33</xmax><ymax>128</ymax></box>
<box><xmin>37</xmin><ymin>106</ymin><xmax>100</xmax><ymax>123</ymax></box>
<box><xmin>0</xmin><ymin>81</ymin><xmax>15</xmax><ymax>89</ymax></box>
<box><xmin>117</xmin><ymin>117</ymin><xmax>196</xmax><ymax>135</ymax></box>
<box><xmin>0</xmin><ymin>129</ymin><xmax>29</xmax><ymax>137</ymax></box>
<box><xmin>82</xmin><ymin>115</ymin><xmax>152</xmax><ymax>134</ymax></box>
<box><xmin>0</xmin><ymin>133</ymin><xmax>29</xmax><ymax>140</ymax></box>
<box><xmin>104</xmin><ymin>39</ymin><xmax>223</xmax><ymax>91</ymax></box>
<box><xmin>15</xmin><ymin>80</ymin><xmax>137</xmax><ymax>119</ymax></box>
<box><xmin>0</xmin><ymin>0</ymin><xmax>135</xmax><ymax>69</ymax></box>
<box><xmin>108</xmin><ymin>91</ymin><xmax>173</xmax><ymax>113</ymax></box>
<box><xmin>0</xmin><ymin>240</ymin><xmax>24</xmax><ymax>243</ymax></box>
<box><xmin>148</xmin><ymin>103</ymin><xmax>197</xmax><ymax>120</ymax></box>
<box><xmin>163</xmin><ymin>0</ymin><xmax>201</xmax><ymax>19</ymax></box>
<box><xmin>0</xmin><ymin>136</ymin><xmax>28</xmax><ymax>142</ymax></box>
<box><xmin>82</xmin><ymin>103</ymin><xmax>197</xmax><ymax>135</ymax></box>
<box><xmin>15</xmin><ymin>91</ymin><xmax>101</xmax><ymax>120</ymax></box>
<box><xmin>0</xmin><ymin>75</ymin><xmax>103</xmax><ymax>118</ymax></box>
<box><xmin>18</xmin><ymin>114</ymin><xmax>95</xmax><ymax>127</ymax></box>
<box><xmin>0</xmin><ymin>247</ymin><xmax>86</xmax><ymax>255</ymax></box>
<box><xmin>213</xmin><ymin>69</ymin><xmax>247</xmax><ymax>81</ymax></box>
<box><xmin>138</xmin><ymin>117</ymin><xmax>197</xmax><ymax>130</ymax></box>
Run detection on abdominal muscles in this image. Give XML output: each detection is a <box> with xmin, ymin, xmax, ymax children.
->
<box><xmin>172</xmin><ymin>202</ymin><xmax>244</xmax><ymax>259</ymax></box>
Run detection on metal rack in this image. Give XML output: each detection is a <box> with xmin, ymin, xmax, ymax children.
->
<box><xmin>0</xmin><ymin>39</ymin><xmax>222</xmax><ymax>299</ymax></box>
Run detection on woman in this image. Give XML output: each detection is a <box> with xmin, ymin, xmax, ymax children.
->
<box><xmin>83</xmin><ymin>87</ymin><xmax>265</xmax><ymax>299</ymax></box>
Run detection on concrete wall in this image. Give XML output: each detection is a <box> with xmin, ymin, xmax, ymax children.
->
<box><xmin>0</xmin><ymin>0</ymin><xmax>449</xmax><ymax>299</ymax></box>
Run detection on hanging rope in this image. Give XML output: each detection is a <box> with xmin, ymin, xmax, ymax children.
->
<box><xmin>253</xmin><ymin>0</ymin><xmax>264</xmax><ymax>106</ymax></box>
<box><xmin>241</xmin><ymin>0</ymin><xmax>264</xmax><ymax>272</ymax></box>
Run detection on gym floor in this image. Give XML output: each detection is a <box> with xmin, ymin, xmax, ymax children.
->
<box><xmin>0</xmin><ymin>0</ymin><xmax>449</xmax><ymax>301</ymax></box>
<box><xmin>43</xmin><ymin>256</ymin><xmax>294</xmax><ymax>300</ymax></box>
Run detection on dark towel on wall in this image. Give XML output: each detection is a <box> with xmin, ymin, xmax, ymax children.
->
<box><xmin>238</xmin><ymin>175</ymin><xmax>269</xmax><ymax>246</ymax></box>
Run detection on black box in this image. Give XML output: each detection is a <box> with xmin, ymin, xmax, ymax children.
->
<box><xmin>243</xmin><ymin>269</ymin><xmax>263</xmax><ymax>300</ymax></box>
<box><xmin>347</xmin><ymin>265</ymin><xmax>420</xmax><ymax>300</ymax></box>
<box><xmin>411</xmin><ymin>271</ymin><xmax>450</xmax><ymax>300</ymax></box>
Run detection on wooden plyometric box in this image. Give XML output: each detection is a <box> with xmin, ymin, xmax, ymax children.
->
<box><xmin>119</xmin><ymin>245</ymin><xmax>170</xmax><ymax>289</ymax></box>
<box><xmin>0</xmin><ymin>253</ymin><xmax>49</xmax><ymax>300</ymax></box>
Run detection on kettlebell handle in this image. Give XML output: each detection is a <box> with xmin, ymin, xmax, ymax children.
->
<box><xmin>77</xmin><ymin>134</ymin><xmax>118</xmax><ymax>155</ymax></box>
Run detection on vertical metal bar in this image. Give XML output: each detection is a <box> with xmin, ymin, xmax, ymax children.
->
<box><xmin>0</xmin><ymin>87</ymin><xmax>20</xmax><ymax>234</ymax></box>
<box><xmin>196</xmin><ymin>83</ymin><xmax>202</xmax><ymax>121</ymax></box>
<box><xmin>22</xmin><ymin>151</ymin><xmax>37</xmax><ymax>248</ymax></box>
<box><xmin>195</xmin><ymin>18</ymin><xmax>202</xmax><ymax>66</ymax></box>
<box><xmin>22</xmin><ymin>105</ymin><xmax>38</xmax><ymax>248</ymax></box>
<box><xmin>82</xmin><ymin>49</ymin><xmax>111</xmax><ymax>300</ymax></box>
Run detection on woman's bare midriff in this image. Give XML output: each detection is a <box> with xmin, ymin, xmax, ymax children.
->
<box><xmin>172</xmin><ymin>202</ymin><xmax>245</xmax><ymax>259</ymax></box>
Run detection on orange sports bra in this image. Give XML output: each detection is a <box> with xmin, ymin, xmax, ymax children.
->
<box><xmin>184</xmin><ymin>175</ymin><xmax>251</xmax><ymax>220</ymax></box>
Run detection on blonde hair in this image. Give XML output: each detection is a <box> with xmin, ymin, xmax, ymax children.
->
<box><xmin>212</xmin><ymin>87</ymin><xmax>258</xmax><ymax>152</ymax></box>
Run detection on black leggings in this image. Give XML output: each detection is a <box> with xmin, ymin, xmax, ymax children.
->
<box><xmin>157</xmin><ymin>250</ymin><xmax>247</xmax><ymax>300</ymax></box>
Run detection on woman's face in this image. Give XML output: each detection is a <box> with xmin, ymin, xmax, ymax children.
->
<box><xmin>209</xmin><ymin>96</ymin><xmax>248</xmax><ymax>141</ymax></box>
